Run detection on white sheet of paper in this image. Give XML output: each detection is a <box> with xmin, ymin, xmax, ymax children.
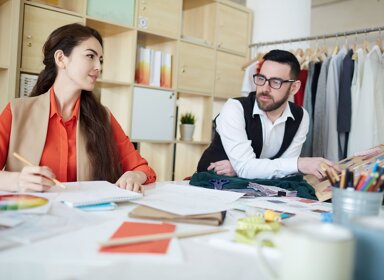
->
<box><xmin>50</xmin><ymin>181</ymin><xmax>142</xmax><ymax>207</ymax></box>
<box><xmin>134</xmin><ymin>183</ymin><xmax>244</xmax><ymax>215</ymax></box>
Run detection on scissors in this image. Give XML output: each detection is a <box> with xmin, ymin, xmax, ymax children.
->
<box><xmin>208</xmin><ymin>179</ymin><xmax>230</xmax><ymax>190</ymax></box>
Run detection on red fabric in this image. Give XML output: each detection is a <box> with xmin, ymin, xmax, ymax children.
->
<box><xmin>294</xmin><ymin>69</ymin><xmax>308</xmax><ymax>107</ymax></box>
<box><xmin>0</xmin><ymin>88</ymin><xmax>156</xmax><ymax>183</ymax></box>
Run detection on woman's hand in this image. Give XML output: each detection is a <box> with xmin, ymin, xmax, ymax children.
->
<box><xmin>116</xmin><ymin>171</ymin><xmax>147</xmax><ymax>193</ymax></box>
<box><xmin>18</xmin><ymin>166</ymin><xmax>56</xmax><ymax>192</ymax></box>
<box><xmin>207</xmin><ymin>160</ymin><xmax>236</xmax><ymax>176</ymax></box>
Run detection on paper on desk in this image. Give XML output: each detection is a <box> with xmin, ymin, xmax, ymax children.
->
<box><xmin>245</xmin><ymin>196</ymin><xmax>331</xmax><ymax>217</ymax></box>
<box><xmin>50</xmin><ymin>181</ymin><xmax>142</xmax><ymax>207</ymax></box>
<box><xmin>134</xmin><ymin>183</ymin><xmax>244</xmax><ymax>215</ymax></box>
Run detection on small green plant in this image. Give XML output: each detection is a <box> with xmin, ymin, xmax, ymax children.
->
<box><xmin>180</xmin><ymin>112</ymin><xmax>195</xmax><ymax>125</ymax></box>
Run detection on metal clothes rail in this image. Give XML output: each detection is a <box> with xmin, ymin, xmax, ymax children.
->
<box><xmin>250</xmin><ymin>26</ymin><xmax>384</xmax><ymax>48</ymax></box>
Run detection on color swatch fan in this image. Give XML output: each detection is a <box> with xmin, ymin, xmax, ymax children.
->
<box><xmin>0</xmin><ymin>194</ymin><xmax>49</xmax><ymax>211</ymax></box>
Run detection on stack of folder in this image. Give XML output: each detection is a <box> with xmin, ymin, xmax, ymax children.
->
<box><xmin>129</xmin><ymin>205</ymin><xmax>226</xmax><ymax>226</ymax></box>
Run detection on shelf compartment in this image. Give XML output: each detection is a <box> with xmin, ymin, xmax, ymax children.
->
<box><xmin>214</xmin><ymin>51</ymin><xmax>246</xmax><ymax>99</ymax></box>
<box><xmin>137</xmin><ymin>0</ymin><xmax>181</xmax><ymax>39</ymax></box>
<box><xmin>21</xmin><ymin>4</ymin><xmax>83</xmax><ymax>72</ymax></box>
<box><xmin>182</xmin><ymin>0</ymin><xmax>216</xmax><ymax>47</ymax></box>
<box><xmin>177</xmin><ymin>92</ymin><xmax>213</xmax><ymax>143</ymax></box>
<box><xmin>137</xmin><ymin>142</ymin><xmax>174</xmax><ymax>182</ymax></box>
<box><xmin>26</xmin><ymin>0</ymin><xmax>86</xmax><ymax>14</ymax></box>
<box><xmin>0</xmin><ymin>0</ymin><xmax>11</xmax><ymax>67</ymax></box>
<box><xmin>86</xmin><ymin>18</ymin><xmax>136</xmax><ymax>84</ymax></box>
<box><xmin>99</xmin><ymin>85</ymin><xmax>132</xmax><ymax>135</ymax></box>
<box><xmin>174</xmin><ymin>143</ymin><xmax>209</xmax><ymax>181</ymax></box>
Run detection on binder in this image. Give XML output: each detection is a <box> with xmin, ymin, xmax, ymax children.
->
<box><xmin>149</xmin><ymin>49</ymin><xmax>161</xmax><ymax>87</ymax></box>
<box><xmin>135</xmin><ymin>46</ymin><xmax>150</xmax><ymax>85</ymax></box>
<box><xmin>160</xmin><ymin>52</ymin><xmax>172</xmax><ymax>88</ymax></box>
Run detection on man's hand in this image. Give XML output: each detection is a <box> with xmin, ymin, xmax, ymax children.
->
<box><xmin>298</xmin><ymin>157</ymin><xmax>340</xmax><ymax>179</ymax></box>
<box><xmin>207</xmin><ymin>160</ymin><xmax>236</xmax><ymax>176</ymax></box>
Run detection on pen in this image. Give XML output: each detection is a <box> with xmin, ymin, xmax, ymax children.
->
<box><xmin>13</xmin><ymin>152</ymin><xmax>66</xmax><ymax>189</ymax></box>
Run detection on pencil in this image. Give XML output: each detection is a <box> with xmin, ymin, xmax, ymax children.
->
<box><xmin>99</xmin><ymin>227</ymin><xmax>228</xmax><ymax>248</ymax></box>
<box><xmin>13</xmin><ymin>152</ymin><xmax>66</xmax><ymax>189</ymax></box>
<box><xmin>340</xmin><ymin>169</ymin><xmax>346</xmax><ymax>189</ymax></box>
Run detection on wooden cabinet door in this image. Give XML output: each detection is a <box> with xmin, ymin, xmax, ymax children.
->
<box><xmin>214</xmin><ymin>51</ymin><xmax>245</xmax><ymax>99</ymax></box>
<box><xmin>178</xmin><ymin>42</ymin><xmax>215</xmax><ymax>94</ymax></box>
<box><xmin>216</xmin><ymin>4</ymin><xmax>249</xmax><ymax>55</ymax></box>
<box><xmin>22</xmin><ymin>5</ymin><xmax>81</xmax><ymax>72</ymax></box>
<box><xmin>137</xmin><ymin>0</ymin><xmax>181</xmax><ymax>38</ymax></box>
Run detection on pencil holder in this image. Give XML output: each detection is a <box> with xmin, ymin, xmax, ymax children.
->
<box><xmin>332</xmin><ymin>187</ymin><xmax>383</xmax><ymax>226</ymax></box>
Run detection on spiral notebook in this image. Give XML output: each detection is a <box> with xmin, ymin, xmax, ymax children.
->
<box><xmin>52</xmin><ymin>181</ymin><xmax>143</xmax><ymax>207</ymax></box>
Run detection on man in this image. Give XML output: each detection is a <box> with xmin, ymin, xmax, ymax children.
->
<box><xmin>197</xmin><ymin>49</ymin><xmax>336</xmax><ymax>179</ymax></box>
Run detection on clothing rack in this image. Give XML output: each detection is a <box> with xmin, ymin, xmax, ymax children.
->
<box><xmin>250</xmin><ymin>26</ymin><xmax>384</xmax><ymax>48</ymax></box>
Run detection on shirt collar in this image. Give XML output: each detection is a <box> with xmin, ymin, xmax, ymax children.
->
<box><xmin>252</xmin><ymin>100</ymin><xmax>295</xmax><ymax>123</ymax></box>
<box><xmin>49</xmin><ymin>87</ymin><xmax>81</xmax><ymax>121</ymax></box>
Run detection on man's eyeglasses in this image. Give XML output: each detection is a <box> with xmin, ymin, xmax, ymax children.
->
<box><xmin>253</xmin><ymin>74</ymin><xmax>295</xmax><ymax>89</ymax></box>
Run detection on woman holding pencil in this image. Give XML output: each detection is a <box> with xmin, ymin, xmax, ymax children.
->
<box><xmin>0</xmin><ymin>23</ymin><xmax>156</xmax><ymax>193</ymax></box>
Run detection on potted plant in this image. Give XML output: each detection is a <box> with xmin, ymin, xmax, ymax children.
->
<box><xmin>180</xmin><ymin>112</ymin><xmax>196</xmax><ymax>141</ymax></box>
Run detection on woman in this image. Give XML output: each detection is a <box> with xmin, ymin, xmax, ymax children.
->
<box><xmin>0</xmin><ymin>23</ymin><xmax>156</xmax><ymax>192</ymax></box>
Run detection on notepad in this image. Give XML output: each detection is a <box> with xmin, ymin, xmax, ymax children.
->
<box><xmin>53</xmin><ymin>181</ymin><xmax>143</xmax><ymax>207</ymax></box>
<box><xmin>99</xmin><ymin>221</ymin><xmax>176</xmax><ymax>254</ymax></box>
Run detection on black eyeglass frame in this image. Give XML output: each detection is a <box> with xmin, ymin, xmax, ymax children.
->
<box><xmin>253</xmin><ymin>74</ymin><xmax>296</xmax><ymax>89</ymax></box>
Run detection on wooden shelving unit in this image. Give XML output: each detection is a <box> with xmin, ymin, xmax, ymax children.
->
<box><xmin>0</xmin><ymin>0</ymin><xmax>252</xmax><ymax>181</ymax></box>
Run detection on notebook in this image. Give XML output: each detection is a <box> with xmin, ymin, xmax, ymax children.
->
<box><xmin>99</xmin><ymin>221</ymin><xmax>176</xmax><ymax>254</ymax></box>
<box><xmin>53</xmin><ymin>181</ymin><xmax>143</xmax><ymax>207</ymax></box>
<box><xmin>129</xmin><ymin>205</ymin><xmax>226</xmax><ymax>226</ymax></box>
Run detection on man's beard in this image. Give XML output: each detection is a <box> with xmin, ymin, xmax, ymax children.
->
<box><xmin>256</xmin><ymin>89</ymin><xmax>291</xmax><ymax>112</ymax></box>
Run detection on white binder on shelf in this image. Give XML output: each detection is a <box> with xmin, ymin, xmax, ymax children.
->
<box><xmin>20</xmin><ymin>73</ymin><xmax>38</xmax><ymax>97</ymax></box>
<box><xmin>149</xmin><ymin>50</ymin><xmax>161</xmax><ymax>87</ymax></box>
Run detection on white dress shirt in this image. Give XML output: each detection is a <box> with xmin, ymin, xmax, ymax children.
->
<box><xmin>216</xmin><ymin>98</ymin><xmax>309</xmax><ymax>179</ymax></box>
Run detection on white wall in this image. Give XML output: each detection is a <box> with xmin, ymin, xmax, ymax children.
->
<box><xmin>246</xmin><ymin>0</ymin><xmax>384</xmax><ymax>54</ymax></box>
<box><xmin>246</xmin><ymin>0</ymin><xmax>311</xmax><ymax>54</ymax></box>
<box><xmin>311</xmin><ymin>0</ymin><xmax>384</xmax><ymax>36</ymax></box>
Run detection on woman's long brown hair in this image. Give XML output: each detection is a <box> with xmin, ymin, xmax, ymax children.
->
<box><xmin>30</xmin><ymin>23</ymin><xmax>122</xmax><ymax>182</ymax></box>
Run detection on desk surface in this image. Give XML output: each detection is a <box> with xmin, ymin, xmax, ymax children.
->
<box><xmin>0</xmin><ymin>182</ymin><xmax>327</xmax><ymax>280</ymax></box>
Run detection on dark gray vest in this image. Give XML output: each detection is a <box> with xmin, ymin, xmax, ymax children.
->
<box><xmin>197</xmin><ymin>92</ymin><xmax>304</xmax><ymax>172</ymax></box>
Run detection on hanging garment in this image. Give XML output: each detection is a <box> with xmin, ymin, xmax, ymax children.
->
<box><xmin>376</xmin><ymin>52</ymin><xmax>384</xmax><ymax>145</ymax></box>
<box><xmin>337</xmin><ymin>49</ymin><xmax>354</xmax><ymax>158</ymax></box>
<box><xmin>348</xmin><ymin>48</ymin><xmax>366</xmax><ymax>156</ymax></box>
<box><xmin>294</xmin><ymin>69</ymin><xmax>308</xmax><ymax>106</ymax></box>
<box><xmin>241</xmin><ymin>61</ymin><xmax>258</xmax><ymax>96</ymax></box>
<box><xmin>312</xmin><ymin>57</ymin><xmax>331</xmax><ymax>157</ymax></box>
<box><xmin>348</xmin><ymin>46</ymin><xmax>381</xmax><ymax>154</ymax></box>
<box><xmin>301</xmin><ymin>62</ymin><xmax>315</xmax><ymax>157</ymax></box>
<box><xmin>325</xmin><ymin>48</ymin><xmax>347</xmax><ymax>162</ymax></box>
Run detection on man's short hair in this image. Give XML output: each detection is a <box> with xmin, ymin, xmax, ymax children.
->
<box><xmin>263</xmin><ymin>49</ymin><xmax>300</xmax><ymax>80</ymax></box>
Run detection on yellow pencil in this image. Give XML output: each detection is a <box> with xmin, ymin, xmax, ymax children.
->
<box><xmin>13</xmin><ymin>152</ymin><xmax>66</xmax><ymax>189</ymax></box>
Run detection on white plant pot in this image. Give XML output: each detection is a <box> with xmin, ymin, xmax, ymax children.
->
<box><xmin>180</xmin><ymin>124</ymin><xmax>195</xmax><ymax>141</ymax></box>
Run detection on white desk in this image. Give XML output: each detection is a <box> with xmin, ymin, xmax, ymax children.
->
<box><xmin>0</xmin><ymin>182</ymin><xmax>323</xmax><ymax>280</ymax></box>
